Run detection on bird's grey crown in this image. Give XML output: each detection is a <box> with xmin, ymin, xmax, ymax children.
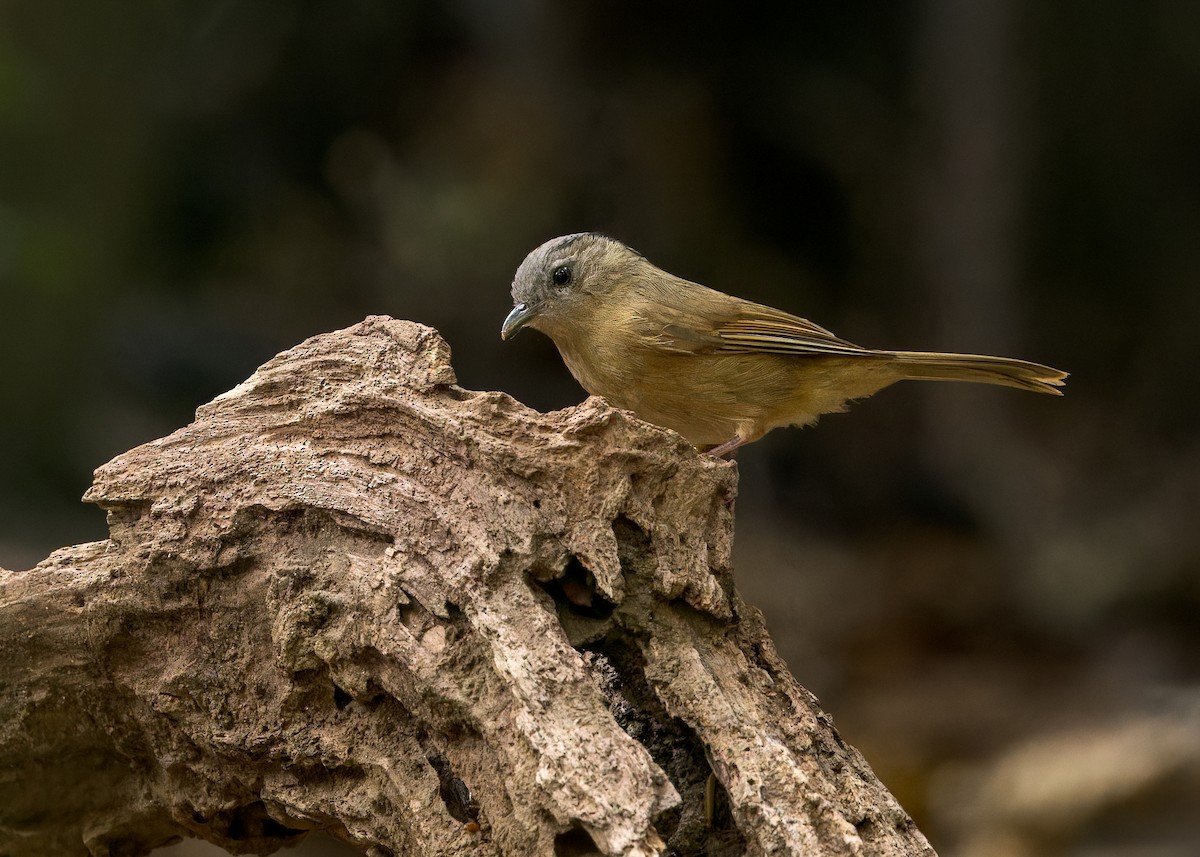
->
<box><xmin>547</xmin><ymin>232</ymin><xmax>596</xmax><ymax>254</ymax></box>
<box><xmin>509</xmin><ymin>232</ymin><xmax>650</xmax><ymax>310</ymax></box>
<box><xmin>511</xmin><ymin>232</ymin><xmax>605</xmax><ymax>306</ymax></box>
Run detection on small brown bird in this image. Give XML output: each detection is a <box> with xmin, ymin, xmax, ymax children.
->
<box><xmin>502</xmin><ymin>233</ymin><xmax>1066</xmax><ymax>456</ymax></box>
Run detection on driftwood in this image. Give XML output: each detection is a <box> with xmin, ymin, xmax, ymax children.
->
<box><xmin>0</xmin><ymin>317</ymin><xmax>934</xmax><ymax>857</ymax></box>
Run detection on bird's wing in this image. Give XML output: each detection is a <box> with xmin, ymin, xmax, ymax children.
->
<box><xmin>709</xmin><ymin>309</ymin><xmax>877</xmax><ymax>356</ymax></box>
<box><xmin>639</xmin><ymin>292</ymin><xmax>879</xmax><ymax>358</ymax></box>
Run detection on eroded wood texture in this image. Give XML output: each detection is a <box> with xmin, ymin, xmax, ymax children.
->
<box><xmin>0</xmin><ymin>317</ymin><xmax>933</xmax><ymax>857</ymax></box>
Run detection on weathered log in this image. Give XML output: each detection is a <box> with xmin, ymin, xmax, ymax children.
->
<box><xmin>0</xmin><ymin>316</ymin><xmax>934</xmax><ymax>857</ymax></box>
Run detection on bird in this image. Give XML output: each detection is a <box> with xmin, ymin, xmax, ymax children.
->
<box><xmin>501</xmin><ymin>233</ymin><xmax>1066</xmax><ymax>457</ymax></box>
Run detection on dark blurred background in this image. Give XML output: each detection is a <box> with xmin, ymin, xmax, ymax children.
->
<box><xmin>3</xmin><ymin>2</ymin><xmax>1198</xmax><ymax>855</ymax></box>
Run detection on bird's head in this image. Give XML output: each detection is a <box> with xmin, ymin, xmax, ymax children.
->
<box><xmin>501</xmin><ymin>233</ymin><xmax>641</xmax><ymax>340</ymax></box>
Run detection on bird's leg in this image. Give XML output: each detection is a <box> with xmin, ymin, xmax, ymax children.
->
<box><xmin>705</xmin><ymin>435</ymin><xmax>745</xmax><ymax>458</ymax></box>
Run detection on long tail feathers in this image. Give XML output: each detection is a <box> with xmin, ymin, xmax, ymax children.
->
<box><xmin>889</xmin><ymin>351</ymin><xmax>1068</xmax><ymax>395</ymax></box>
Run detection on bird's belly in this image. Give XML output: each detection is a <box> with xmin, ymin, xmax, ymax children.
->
<box><xmin>560</xmin><ymin>346</ymin><xmax>818</xmax><ymax>447</ymax></box>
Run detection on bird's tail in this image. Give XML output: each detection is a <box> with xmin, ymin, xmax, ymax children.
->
<box><xmin>889</xmin><ymin>351</ymin><xmax>1067</xmax><ymax>395</ymax></box>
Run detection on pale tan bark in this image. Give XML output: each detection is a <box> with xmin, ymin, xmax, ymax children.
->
<box><xmin>0</xmin><ymin>317</ymin><xmax>934</xmax><ymax>857</ymax></box>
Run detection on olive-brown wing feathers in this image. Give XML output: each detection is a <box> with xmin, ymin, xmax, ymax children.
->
<box><xmin>631</xmin><ymin>287</ymin><xmax>1067</xmax><ymax>396</ymax></box>
<box><xmin>637</xmin><ymin>294</ymin><xmax>880</xmax><ymax>359</ymax></box>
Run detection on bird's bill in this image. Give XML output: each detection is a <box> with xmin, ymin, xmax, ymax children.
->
<box><xmin>501</xmin><ymin>302</ymin><xmax>539</xmax><ymax>340</ymax></box>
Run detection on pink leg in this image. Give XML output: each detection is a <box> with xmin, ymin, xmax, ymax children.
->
<box><xmin>705</xmin><ymin>435</ymin><xmax>744</xmax><ymax>458</ymax></box>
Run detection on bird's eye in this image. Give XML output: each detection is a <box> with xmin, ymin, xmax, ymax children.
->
<box><xmin>551</xmin><ymin>265</ymin><xmax>572</xmax><ymax>286</ymax></box>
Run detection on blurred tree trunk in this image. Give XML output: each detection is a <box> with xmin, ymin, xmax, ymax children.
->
<box><xmin>0</xmin><ymin>317</ymin><xmax>934</xmax><ymax>857</ymax></box>
<box><xmin>910</xmin><ymin>0</ymin><xmax>1057</xmax><ymax>532</ymax></box>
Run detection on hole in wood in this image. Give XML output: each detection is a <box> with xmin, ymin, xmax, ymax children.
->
<box><xmin>531</xmin><ymin>555</ymin><xmax>615</xmax><ymax>619</ymax></box>
<box><xmin>553</xmin><ymin>824</ymin><xmax>600</xmax><ymax>856</ymax></box>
